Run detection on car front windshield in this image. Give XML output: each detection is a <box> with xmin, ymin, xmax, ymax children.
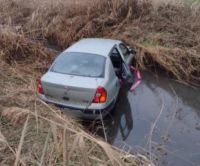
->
<box><xmin>51</xmin><ymin>52</ymin><xmax>106</xmax><ymax>77</ymax></box>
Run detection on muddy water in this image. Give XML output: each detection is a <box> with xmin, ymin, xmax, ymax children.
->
<box><xmin>84</xmin><ymin>72</ymin><xmax>200</xmax><ymax>166</ymax></box>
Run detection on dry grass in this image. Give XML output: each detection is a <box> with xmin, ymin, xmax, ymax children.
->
<box><xmin>0</xmin><ymin>0</ymin><xmax>199</xmax><ymax>85</ymax></box>
<box><xmin>0</xmin><ymin>0</ymin><xmax>200</xmax><ymax>165</ymax></box>
<box><xmin>0</xmin><ymin>105</ymin><xmax>152</xmax><ymax>165</ymax></box>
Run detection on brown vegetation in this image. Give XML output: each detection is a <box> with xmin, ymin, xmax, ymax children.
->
<box><xmin>0</xmin><ymin>0</ymin><xmax>200</xmax><ymax>165</ymax></box>
<box><xmin>1</xmin><ymin>0</ymin><xmax>200</xmax><ymax>85</ymax></box>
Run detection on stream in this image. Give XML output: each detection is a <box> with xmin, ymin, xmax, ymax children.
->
<box><xmin>83</xmin><ymin>71</ymin><xmax>200</xmax><ymax>166</ymax></box>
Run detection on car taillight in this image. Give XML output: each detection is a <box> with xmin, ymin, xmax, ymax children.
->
<box><xmin>37</xmin><ymin>79</ymin><xmax>44</xmax><ymax>94</ymax></box>
<box><xmin>92</xmin><ymin>87</ymin><xmax>107</xmax><ymax>103</ymax></box>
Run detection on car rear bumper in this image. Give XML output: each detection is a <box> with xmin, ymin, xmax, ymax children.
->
<box><xmin>58</xmin><ymin>102</ymin><xmax>114</xmax><ymax>119</ymax></box>
<box><xmin>38</xmin><ymin>94</ymin><xmax>116</xmax><ymax>119</ymax></box>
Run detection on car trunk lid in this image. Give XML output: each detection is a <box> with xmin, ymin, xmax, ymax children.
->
<box><xmin>41</xmin><ymin>72</ymin><xmax>103</xmax><ymax>109</ymax></box>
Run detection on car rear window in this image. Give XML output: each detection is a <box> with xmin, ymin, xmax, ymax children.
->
<box><xmin>51</xmin><ymin>52</ymin><xmax>106</xmax><ymax>78</ymax></box>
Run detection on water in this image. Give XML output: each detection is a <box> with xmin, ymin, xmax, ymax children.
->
<box><xmin>83</xmin><ymin>72</ymin><xmax>200</xmax><ymax>166</ymax></box>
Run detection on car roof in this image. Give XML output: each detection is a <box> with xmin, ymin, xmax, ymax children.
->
<box><xmin>65</xmin><ymin>38</ymin><xmax>122</xmax><ymax>57</ymax></box>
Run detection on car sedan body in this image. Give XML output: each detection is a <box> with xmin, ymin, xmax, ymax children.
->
<box><xmin>37</xmin><ymin>38</ymin><xmax>135</xmax><ymax>119</ymax></box>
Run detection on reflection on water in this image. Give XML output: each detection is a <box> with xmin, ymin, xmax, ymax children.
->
<box><xmin>83</xmin><ymin>72</ymin><xmax>200</xmax><ymax>166</ymax></box>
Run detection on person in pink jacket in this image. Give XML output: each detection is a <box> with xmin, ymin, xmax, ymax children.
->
<box><xmin>130</xmin><ymin>66</ymin><xmax>142</xmax><ymax>91</ymax></box>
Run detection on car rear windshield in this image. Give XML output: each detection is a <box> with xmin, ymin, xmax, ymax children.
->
<box><xmin>51</xmin><ymin>52</ymin><xmax>106</xmax><ymax>78</ymax></box>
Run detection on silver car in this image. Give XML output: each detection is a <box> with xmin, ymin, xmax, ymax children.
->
<box><xmin>37</xmin><ymin>38</ymin><xmax>135</xmax><ymax>119</ymax></box>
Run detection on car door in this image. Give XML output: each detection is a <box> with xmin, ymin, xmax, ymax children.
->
<box><xmin>115</xmin><ymin>45</ymin><xmax>134</xmax><ymax>83</ymax></box>
<box><xmin>117</xmin><ymin>43</ymin><xmax>135</xmax><ymax>65</ymax></box>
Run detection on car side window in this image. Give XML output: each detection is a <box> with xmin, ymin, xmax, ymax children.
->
<box><xmin>119</xmin><ymin>43</ymin><xmax>130</xmax><ymax>59</ymax></box>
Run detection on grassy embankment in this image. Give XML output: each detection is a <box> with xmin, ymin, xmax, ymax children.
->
<box><xmin>0</xmin><ymin>0</ymin><xmax>200</xmax><ymax>165</ymax></box>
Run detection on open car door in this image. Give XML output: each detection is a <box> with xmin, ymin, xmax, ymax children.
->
<box><xmin>110</xmin><ymin>46</ymin><xmax>135</xmax><ymax>84</ymax></box>
<box><xmin>117</xmin><ymin>43</ymin><xmax>136</xmax><ymax>83</ymax></box>
<box><xmin>121</xmin><ymin>62</ymin><xmax>134</xmax><ymax>83</ymax></box>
